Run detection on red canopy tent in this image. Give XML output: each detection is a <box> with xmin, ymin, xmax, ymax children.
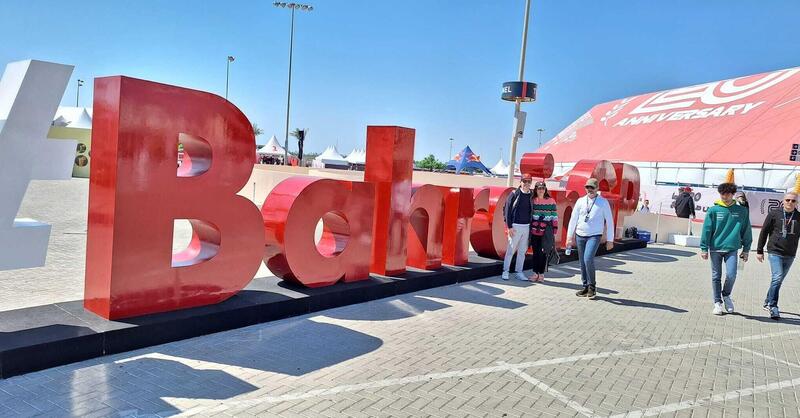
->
<box><xmin>542</xmin><ymin>67</ymin><xmax>800</xmax><ymax>165</ymax></box>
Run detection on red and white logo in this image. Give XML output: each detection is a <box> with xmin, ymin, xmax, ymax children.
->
<box><xmin>604</xmin><ymin>68</ymin><xmax>800</xmax><ymax>127</ymax></box>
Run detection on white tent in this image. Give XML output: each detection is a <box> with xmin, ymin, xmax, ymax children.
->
<box><xmin>257</xmin><ymin>135</ymin><xmax>286</xmax><ymax>156</ymax></box>
<box><xmin>313</xmin><ymin>145</ymin><xmax>349</xmax><ymax>168</ymax></box>
<box><xmin>52</xmin><ymin>106</ymin><xmax>92</xmax><ymax>129</ymax></box>
<box><xmin>490</xmin><ymin>158</ymin><xmax>508</xmax><ymax>176</ymax></box>
<box><xmin>345</xmin><ymin>148</ymin><xmax>366</xmax><ymax>165</ymax></box>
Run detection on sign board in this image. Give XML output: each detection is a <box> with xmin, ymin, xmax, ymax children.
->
<box><xmin>501</xmin><ymin>81</ymin><xmax>537</xmax><ymax>102</ymax></box>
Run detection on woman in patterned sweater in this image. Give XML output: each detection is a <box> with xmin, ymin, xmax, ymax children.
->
<box><xmin>530</xmin><ymin>181</ymin><xmax>559</xmax><ymax>281</ymax></box>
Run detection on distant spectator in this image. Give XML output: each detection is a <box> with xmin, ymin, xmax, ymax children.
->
<box><xmin>675</xmin><ymin>187</ymin><xmax>696</xmax><ymax>219</ymax></box>
<box><xmin>639</xmin><ymin>200</ymin><xmax>651</xmax><ymax>213</ymax></box>
<box><xmin>734</xmin><ymin>191</ymin><xmax>750</xmax><ymax>209</ymax></box>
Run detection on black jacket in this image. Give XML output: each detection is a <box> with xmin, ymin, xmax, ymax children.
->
<box><xmin>674</xmin><ymin>192</ymin><xmax>696</xmax><ymax>218</ymax></box>
<box><xmin>757</xmin><ymin>208</ymin><xmax>800</xmax><ymax>256</ymax></box>
<box><xmin>504</xmin><ymin>188</ymin><xmax>533</xmax><ymax>228</ymax></box>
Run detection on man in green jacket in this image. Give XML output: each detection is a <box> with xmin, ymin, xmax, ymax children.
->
<box><xmin>700</xmin><ymin>182</ymin><xmax>753</xmax><ymax>315</ymax></box>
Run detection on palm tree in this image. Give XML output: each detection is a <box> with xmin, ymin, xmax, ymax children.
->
<box><xmin>290</xmin><ymin>128</ymin><xmax>307</xmax><ymax>161</ymax></box>
<box><xmin>252</xmin><ymin>123</ymin><xmax>264</xmax><ymax>137</ymax></box>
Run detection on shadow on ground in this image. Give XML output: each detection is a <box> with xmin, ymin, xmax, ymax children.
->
<box><xmin>533</xmin><ymin>279</ymin><xmax>620</xmax><ymax>295</ymax></box>
<box><xmin>417</xmin><ymin>282</ymin><xmax>526</xmax><ymax>310</ymax></box>
<box><xmin>732</xmin><ymin>312</ymin><xmax>800</xmax><ymax>325</ymax></box>
<box><xmin>605</xmin><ymin>246</ymin><xmax>696</xmax><ymax>263</ymax></box>
<box><xmin>327</xmin><ymin>281</ymin><xmax>527</xmax><ymax>323</ymax></box>
<box><xmin>594</xmin><ymin>295</ymin><xmax>688</xmax><ymax>313</ymax></box>
<box><xmin>325</xmin><ymin>295</ymin><xmax>451</xmax><ymax>321</ymax></box>
<box><xmin>176</xmin><ymin>318</ymin><xmax>383</xmax><ymax>376</ymax></box>
<box><xmin>0</xmin><ymin>357</ymin><xmax>258</xmax><ymax>417</ymax></box>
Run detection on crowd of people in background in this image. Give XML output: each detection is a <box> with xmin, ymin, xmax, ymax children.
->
<box><xmin>258</xmin><ymin>155</ymin><xmax>284</xmax><ymax>165</ymax></box>
<box><xmin>500</xmin><ymin>176</ymin><xmax>798</xmax><ymax>320</ymax></box>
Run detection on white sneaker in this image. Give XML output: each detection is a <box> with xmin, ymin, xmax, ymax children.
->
<box><xmin>723</xmin><ymin>296</ymin><xmax>734</xmax><ymax>313</ymax></box>
<box><xmin>501</xmin><ymin>272</ymin><xmax>509</xmax><ymax>280</ymax></box>
<box><xmin>770</xmin><ymin>306</ymin><xmax>781</xmax><ymax>319</ymax></box>
<box><xmin>712</xmin><ymin>302</ymin><xmax>725</xmax><ymax>315</ymax></box>
<box><xmin>515</xmin><ymin>273</ymin><xmax>528</xmax><ymax>281</ymax></box>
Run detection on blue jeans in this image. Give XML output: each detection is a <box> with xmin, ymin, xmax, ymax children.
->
<box><xmin>710</xmin><ymin>251</ymin><xmax>738</xmax><ymax>303</ymax></box>
<box><xmin>576</xmin><ymin>235</ymin><xmax>601</xmax><ymax>287</ymax></box>
<box><xmin>765</xmin><ymin>254</ymin><xmax>794</xmax><ymax>308</ymax></box>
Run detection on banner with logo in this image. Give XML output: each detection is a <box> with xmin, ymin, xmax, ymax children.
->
<box><xmin>639</xmin><ymin>184</ymin><xmax>781</xmax><ymax>227</ymax></box>
<box><xmin>542</xmin><ymin>67</ymin><xmax>800</xmax><ymax>166</ymax></box>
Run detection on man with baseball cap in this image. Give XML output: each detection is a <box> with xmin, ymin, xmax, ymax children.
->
<box><xmin>566</xmin><ymin>178</ymin><xmax>615</xmax><ymax>299</ymax></box>
<box><xmin>502</xmin><ymin>174</ymin><xmax>534</xmax><ymax>280</ymax></box>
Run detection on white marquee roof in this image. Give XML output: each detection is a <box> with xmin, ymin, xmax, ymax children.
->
<box><xmin>313</xmin><ymin>145</ymin><xmax>348</xmax><ymax>167</ymax></box>
<box><xmin>52</xmin><ymin>106</ymin><xmax>92</xmax><ymax>129</ymax></box>
<box><xmin>345</xmin><ymin>148</ymin><xmax>366</xmax><ymax>164</ymax></box>
<box><xmin>257</xmin><ymin>135</ymin><xmax>286</xmax><ymax>156</ymax></box>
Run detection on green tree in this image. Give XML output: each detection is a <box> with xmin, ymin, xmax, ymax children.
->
<box><xmin>416</xmin><ymin>154</ymin><xmax>446</xmax><ymax>171</ymax></box>
<box><xmin>252</xmin><ymin>123</ymin><xmax>264</xmax><ymax>137</ymax></box>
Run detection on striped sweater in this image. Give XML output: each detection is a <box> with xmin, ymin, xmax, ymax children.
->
<box><xmin>531</xmin><ymin>197</ymin><xmax>558</xmax><ymax>237</ymax></box>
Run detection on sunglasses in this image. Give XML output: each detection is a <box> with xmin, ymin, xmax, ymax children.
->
<box><xmin>585</xmin><ymin>186</ymin><xmax>595</xmax><ymax>190</ymax></box>
<box><xmin>786</xmin><ymin>199</ymin><xmax>797</xmax><ymax>203</ymax></box>
<box><xmin>536</xmin><ymin>186</ymin><xmax>546</xmax><ymax>189</ymax></box>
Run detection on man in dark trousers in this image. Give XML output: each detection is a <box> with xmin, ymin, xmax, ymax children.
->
<box><xmin>757</xmin><ymin>191</ymin><xmax>800</xmax><ymax>319</ymax></box>
<box><xmin>675</xmin><ymin>186</ymin><xmax>696</xmax><ymax>219</ymax></box>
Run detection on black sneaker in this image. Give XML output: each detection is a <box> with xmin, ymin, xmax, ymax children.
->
<box><xmin>576</xmin><ymin>287</ymin><xmax>589</xmax><ymax>297</ymax></box>
<box><xmin>587</xmin><ymin>287</ymin><xmax>597</xmax><ymax>299</ymax></box>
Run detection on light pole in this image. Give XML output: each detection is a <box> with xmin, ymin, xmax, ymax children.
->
<box><xmin>506</xmin><ymin>0</ymin><xmax>533</xmax><ymax>187</ymax></box>
<box><xmin>448</xmin><ymin>138</ymin><xmax>454</xmax><ymax>161</ymax></box>
<box><xmin>225</xmin><ymin>56</ymin><xmax>235</xmax><ymax>100</ymax></box>
<box><xmin>537</xmin><ymin>128</ymin><xmax>545</xmax><ymax>148</ymax></box>
<box><xmin>274</xmin><ymin>1</ymin><xmax>314</xmax><ymax>165</ymax></box>
<box><xmin>76</xmin><ymin>79</ymin><xmax>84</xmax><ymax>107</ymax></box>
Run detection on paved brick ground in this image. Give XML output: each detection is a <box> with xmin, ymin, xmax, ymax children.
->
<box><xmin>3</xmin><ymin>180</ymin><xmax>800</xmax><ymax>417</ymax></box>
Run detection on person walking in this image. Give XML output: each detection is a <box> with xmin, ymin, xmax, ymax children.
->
<box><xmin>734</xmin><ymin>191</ymin><xmax>750</xmax><ymax>209</ymax></box>
<box><xmin>675</xmin><ymin>187</ymin><xmax>696</xmax><ymax>219</ymax></box>
<box><xmin>700</xmin><ymin>182</ymin><xmax>752</xmax><ymax>315</ymax></box>
<box><xmin>756</xmin><ymin>191</ymin><xmax>800</xmax><ymax>319</ymax></box>
<box><xmin>566</xmin><ymin>178</ymin><xmax>615</xmax><ymax>299</ymax></box>
<box><xmin>502</xmin><ymin>174</ymin><xmax>534</xmax><ymax>281</ymax></box>
<box><xmin>529</xmin><ymin>181</ymin><xmax>558</xmax><ymax>282</ymax></box>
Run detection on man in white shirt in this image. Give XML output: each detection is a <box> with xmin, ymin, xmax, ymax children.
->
<box><xmin>566</xmin><ymin>178</ymin><xmax>615</xmax><ymax>299</ymax></box>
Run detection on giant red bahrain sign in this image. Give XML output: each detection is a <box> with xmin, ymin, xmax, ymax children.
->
<box><xmin>84</xmin><ymin>76</ymin><xmax>641</xmax><ymax>320</ymax></box>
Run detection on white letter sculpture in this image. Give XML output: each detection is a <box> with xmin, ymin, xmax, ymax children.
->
<box><xmin>0</xmin><ymin>60</ymin><xmax>76</xmax><ymax>270</ymax></box>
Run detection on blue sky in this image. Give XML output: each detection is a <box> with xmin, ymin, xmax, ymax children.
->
<box><xmin>2</xmin><ymin>1</ymin><xmax>799</xmax><ymax>162</ymax></box>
